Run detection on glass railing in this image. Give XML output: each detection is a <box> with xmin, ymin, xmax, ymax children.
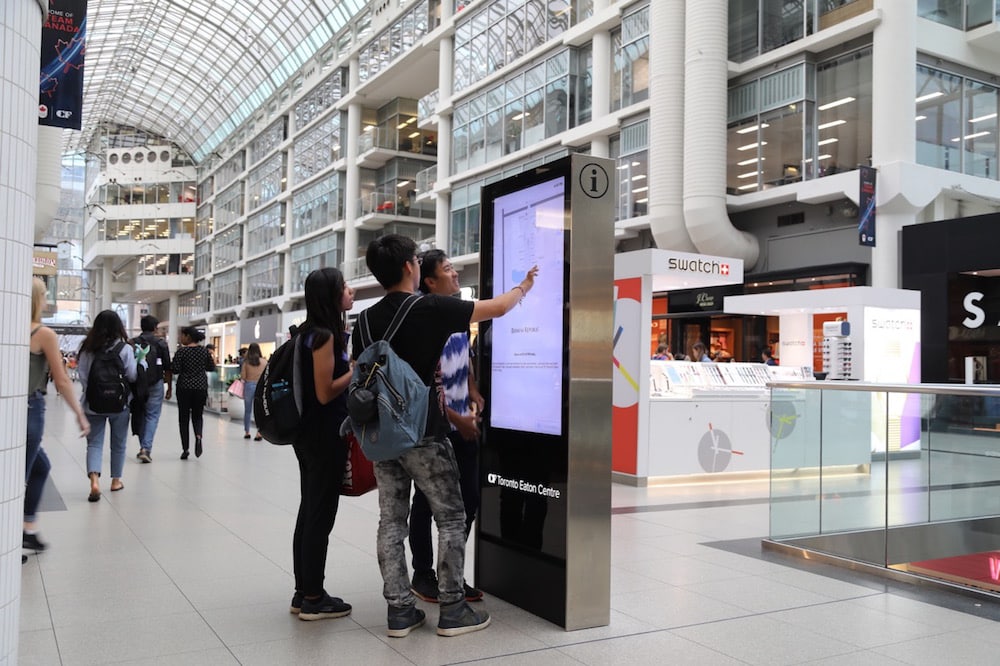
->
<box><xmin>418</xmin><ymin>89</ymin><xmax>439</xmax><ymax>122</ymax></box>
<box><xmin>768</xmin><ymin>381</ymin><xmax>1000</xmax><ymax>593</ymax></box>
<box><xmin>416</xmin><ymin>165</ymin><xmax>437</xmax><ymax>195</ymax></box>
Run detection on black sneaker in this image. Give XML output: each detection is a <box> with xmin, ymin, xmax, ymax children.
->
<box><xmin>289</xmin><ymin>591</ymin><xmax>303</xmax><ymax>614</ymax></box>
<box><xmin>411</xmin><ymin>569</ymin><xmax>439</xmax><ymax>603</ymax></box>
<box><xmin>437</xmin><ymin>600</ymin><xmax>491</xmax><ymax>637</ymax></box>
<box><xmin>298</xmin><ymin>593</ymin><xmax>352</xmax><ymax>621</ymax></box>
<box><xmin>464</xmin><ymin>583</ymin><xmax>483</xmax><ymax>602</ymax></box>
<box><xmin>22</xmin><ymin>532</ymin><xmax>47</xmax><ymax>552</ymax></box>
<box><xmin>138</xmin><ymin>449</ymin><xmax>151</xmax><ymax>463</ymax></box>
<box><xmin>387</xmin><ymin>604</ymin><xmax>426</xmax><ymax>638</ymax></box>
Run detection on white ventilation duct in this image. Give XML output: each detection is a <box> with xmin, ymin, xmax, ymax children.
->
<box><xmin>682</xmin><ymin>0</ymin><xmax>760</xmax><ymax>267</ymax></box>
<box><xmin>648</xmin><ymin>0</ymin><xmax>696</xmax><ymax>252</ymax></box>
<box><xmin>34</xmin><ymin>125</ymin><xmax>62</xmax><ymax>241</ymax></box>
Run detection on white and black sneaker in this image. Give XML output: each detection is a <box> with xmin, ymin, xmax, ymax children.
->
<box><xmin>387</xmin><ymin>604</ymin><xmax>426</xmax><ymax>637</ymax></box>
<box><xmin>138</xmin><ymin>449</ymin><xmax>152</xmax><ymax>463</ymax></box>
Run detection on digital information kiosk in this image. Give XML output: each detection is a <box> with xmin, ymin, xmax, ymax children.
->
<box><xmin>476</xmin><ymin>155</ymin><xmax>614</xmax><ymax>630</ymax></box>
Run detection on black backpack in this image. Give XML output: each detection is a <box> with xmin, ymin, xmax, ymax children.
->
<box><xmin>253</xmin><ymin>335</ymin><xmax>304</xmax><ymax>445</ymax></box>
<box><xmin>86</xmin><ymin>341</ymin><xmax>129</xmax><ymax>414</ymax></box>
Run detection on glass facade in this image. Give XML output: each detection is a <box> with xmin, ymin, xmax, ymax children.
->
<box><xmin>452</xmin><ymin>49</ymin><xmax>582</xmax><ymax>173</ymax></box>
<box><xmin>292</xmin><ymin>173</ymin><xmax>344</xmax><ymax>239</ymax></box>
<box><xmin>612</xmin><ymin>6</ymin><xmax>650</xmax><ymax>111</ymax></box>
<box><xmin>293</xmin><ymin>113</ymin><xmax>343</xmax><ymax>183</ymax></box>
<box><xmin>214</xmin><ymin>225</ymin><xmax>242</xmax><ymax>271</ymax></box>
<box><xmin>100</xmin><ymin>181</ymin><xmax>196</xmax><ymax>205</ymax></box>
<box><xmin>917</xmin><ymin>63</ymin><xmax>999</xmax><ymax>179</ymax></box>
<box><xmin>358</xmin><ymin>1</ymin><xmax>430</xmax><ymax>83</ymax></box>
<box><xmin>249</xmin><ymin>117</ymin><xmax>287</xmax><ymax>166</ymax></box>
<box><xmin>96</xmin><ymin>217</ymin><xmax>195</xmax><ymax>241</ymax></box>
<box><xmin>245</xmin><ymin>254</ymin><xmax>283</xmax><ymax>302</ymax></box>
<box><xmin>194</xmin><ymin>241</ymin><xmax>211</xmax><ymax>277</ymax></box>
<box><xmin>294</xmin><ymin>69</ymin><xmax>345</xmax><ymax>130</ymax></box>
<box><xmin>727</xmin><ymin>48</ymin><xmax>873</xmax><ymax>194</ymax></box>
<box><xmin>290</xmin><ymin>232</ymin><xmax>342</xmax><ymax>293</ymax></box>
<box><xmin>213</xmin><ymin>268</ymin><xmax>241</xmax><ymax>311</ymax></box>
<box><xmin>245</xmin><ymin>204</ymin><xmax>285</xmax><ymax>257</ymax></box>
<box><xmin>247</xmin><ymin>152</ymin><xmax>286</xmax><ymax>211</ymax></box>
<box><xmin>215</xmin><ymin>183</ymin><xmax>244</xmax><ymax>229</ymax></box>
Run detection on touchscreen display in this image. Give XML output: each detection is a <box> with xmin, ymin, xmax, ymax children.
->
<box><xmin>488</xmin><ymin>176</ymin><xmax>566</xmax><ymax>436</ymax></box>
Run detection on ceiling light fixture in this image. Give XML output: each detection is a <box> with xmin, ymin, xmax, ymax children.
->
<box><xmin>818</xmin><ymin>120</ymin><xmax>846</xmax><ymax>130</ymax></box>
<box><xmin>915</xmin><ymin>91</ymin><xmax>944</xmax><ymax>103</ymax></box>
<box><xmin>818</xmin><ymin>96</ymin><xmax>855</xmax><ymax>111</ymax></box>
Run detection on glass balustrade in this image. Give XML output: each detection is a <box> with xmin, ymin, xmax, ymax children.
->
<box><xmin>768</xmin><ymin>381</ymin><xmax>1000</xmax><ymax>595</ymax></box>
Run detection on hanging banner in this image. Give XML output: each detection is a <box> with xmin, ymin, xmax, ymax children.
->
<box><xmin>858</xmin><ymin>165</ymin><xmax>877</xmax><ymax>247</ymax></box>
<box><xmin>39</xmin><ymin>0</ymin><xmax>87</xmax><ymax>130</ymax></box>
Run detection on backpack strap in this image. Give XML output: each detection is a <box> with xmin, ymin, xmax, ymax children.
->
<box><xmin>382</xmin><ymin>295</ymin><xmax>422</xmax><ymax>343</ymax></box>
<box><xmin>358</xmin><ymin>294</ymin><xmax>422</xmax><ymax>347</ymax></box>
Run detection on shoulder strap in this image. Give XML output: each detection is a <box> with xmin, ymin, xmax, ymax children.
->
<box><xmin>30</xmin><ymin>325</ymin><xmax>43</xmax><ymax>337</ymax></box>
<box><xmin>383</xmin><ymin>295</ymin><xmax>422</xmax><ymax>343</ymax></box>
<box><xmin>358</xmin><ymin>294</ymin><xmax>423</xmax><ymax>348</ymax></box>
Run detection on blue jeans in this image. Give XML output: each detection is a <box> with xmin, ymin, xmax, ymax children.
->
<box><xmin>86</xmin><ymin>409</ymin><xmax>131</xmax><ymax>478</ymax></box>
<box><xmin>243</xmin><ymin>380</ymin><xmax>257</xmax><ymax>433</ymax></box>
<box><xmin>374</xmin><ymin>436</ymin><xmax>467</xmax><ymax>607</ymax></box>
<box><xmin>140</xmin><ymin>381</ymin><xmax>165</xmax><ymax>451</ymax></box>
<box><xmin>25</xmin><ymin>391</ymin><xmax>50</xmax><ymax>522</ymax></box>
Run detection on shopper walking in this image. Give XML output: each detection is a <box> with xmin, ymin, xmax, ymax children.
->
<box><xmin>132</xmin><ymin>315</ymin><xmax>172</xmax><ymax>462</ymax></box>
<box><xmin>26</xmin><ymin>278</ymin><xmax>90</xmax><ymax>553</ymax></box>
<box><xmin>289</xmin><ymin>267</ymin><xmax>355</xmax><ymax>621</ymax></box>
<box><xmin>239</xmin><ymin>342</ymin><xmax>265</xmax><ymax>440</ymax></box>
<box><xmin>172</xmin><ymin>326</ymin><xmax>215</xmax><ymax>459</ymax></box>
<box><xmin>77</xmin><ymin>310</ymin><xmax>137</xmax><ymax>501</ymax></box>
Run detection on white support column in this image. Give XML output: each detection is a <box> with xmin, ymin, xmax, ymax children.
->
<box><xmin>590</xmin><ymin>31</ymin><xmax>611</xmax><ymax>134</ymax></box>
<box><xmin>343</xmin><ymin>101</ymin><xmax>363</xmax><ymax>275</ymax></box>
<box><xmin>168</xmin><ymin>294</ymin><xmax>179</xmax><ymax>357</ymax></box>
<box><xmin>1</xmin><ymin>4</ymin><xmax>46</xmax><ymax>661</ymax></box>
<box><xmin>870</xmin><ymin>0</ymin><xmax>918</xmax><ymax>288</ymax></box>
<box><xmin>435</xmin><ymin>113</ymin><xmax>452</xmax><ymax>252</ymax></box>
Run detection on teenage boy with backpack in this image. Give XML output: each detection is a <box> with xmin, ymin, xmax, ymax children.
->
<box><xmin>132</xmin><ymin>315</ymin><xmax>172</xmax><ymax>463</ymax></box>
<box><xmin>354</xmin><ymin>234</ymin><xmax>536</xmax><ymax>638</ymax></box>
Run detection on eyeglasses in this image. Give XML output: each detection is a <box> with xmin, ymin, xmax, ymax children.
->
<box><xmin>413</xmin><ymin>255</ymin><xmax>423</xmax><ymax>266</ymax></box>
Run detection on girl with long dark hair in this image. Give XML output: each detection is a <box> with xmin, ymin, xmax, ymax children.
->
<box><xmin>78</xmin><ymin>309</ymin><xmax>137</xmax><ymax>501</ymax></box>
<box><xmin>239</xmin><ymin>342</ymin><xmax>265</xmax><ymax>440</ymax></box>
<box><xmin>290</xmin><ymin>267</ymin><xmax>355</xmax><ymax>621</ymax></box>
<box><xmin>171</xmin><ymin>326</ymin><xmax>216</xmax><ymax>459</ymax></box>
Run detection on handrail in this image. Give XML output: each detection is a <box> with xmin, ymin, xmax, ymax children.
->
<box><xmin>769</xmin><ymin>381</ymin><xmax>1000</xmax><ymax>397</ymax></box>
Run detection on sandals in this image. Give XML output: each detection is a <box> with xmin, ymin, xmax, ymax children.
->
<box><xmin>253</xmin><ymin>433</ymin><xmax>263</xmax><ymax>441</ymax></box>
<box><xmin>110</xmin><ymin>481</ymin><xmax>124</xmax><ymax>492</ymax></box>
<box><xmin>88</xmin><ymin>490</ymin><xmax>101</xmax><ymax>502</ymax></box>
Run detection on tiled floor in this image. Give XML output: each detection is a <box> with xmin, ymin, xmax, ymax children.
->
<box><xmin>17</xmin><ymin>390</ymin><xmax>1000</xmax><ymax>665</ymax></box>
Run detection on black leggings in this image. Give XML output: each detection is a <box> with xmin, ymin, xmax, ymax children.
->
<box><xmin>292</xmin><ymin>434</ymin><xmax>348</xmax><ymax>596</ymax></box>
<box><xmin>176</xmin><ymin>388</ymin><xmax>207</xmax><ymax>451</ymax></box>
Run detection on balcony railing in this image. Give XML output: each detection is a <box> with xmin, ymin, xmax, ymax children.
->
<box><xmin>767</xmin><ymin>381</ymin><xmax>1000</xmax><ymax>597</ymax></box>
<box><xmin>416</xmin><ymin>165</ymin><xmax>437</xmax><ymax>196</ymax></box>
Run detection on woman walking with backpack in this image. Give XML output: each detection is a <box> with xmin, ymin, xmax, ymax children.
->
<box><xmin>289</xmin><ymin>267</ymin><xmax>355</xmax><ymax>621</ymax></box>
<box><xmin>172</xmin><ymin>326</ymin><xmax>216</xmax><ymax>459</ymax></box>
<box><xmin>78</xmin><ymin>310</ymin><xmax>137</xmax><ymax>502</ymax></box>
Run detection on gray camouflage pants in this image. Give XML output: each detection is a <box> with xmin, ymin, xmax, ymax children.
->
<box><xmin>374</xmin><ymin>435</ymin><xmax>466</xmax><ymax>607</ymax></box>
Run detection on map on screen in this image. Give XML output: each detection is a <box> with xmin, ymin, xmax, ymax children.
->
<box><xmin>489</xmin><ymin>176</ymin><xmax>566</xmax><ymax>436</ymax></box>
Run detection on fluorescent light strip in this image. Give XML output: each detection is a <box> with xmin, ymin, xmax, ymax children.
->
<box><xmin>802</xmin><ymin>154</ymin><xmax>832</xmax><ymax>163</ymax></box>
<box><xmin>951</xmin><ymin>131</ymin><xmax>991</xmax><ymax>142</ymax></box>
<box><xmin>915</xmin><ymin>91</ymin><xmax>944</xmax><ymax>103</ymax></box>
<box><xmin>818</xmin><ymin>96</ymin><xmax>855</xmax><ymax>111</ymax></box>
<box><xmin>737</xmin><ymin>141</ymin><xmax>768</xmax><ymax>151</ymax></box>
<box><xmin>736</xmin><ymin>123</ymin><xmax>770</xmax><ymax>134</ymax></box>
<box><xmin>817</xmin><ymin>138</ymin><xmax>839</xmax><ymax>146</ymax></box>
<box><xmin>737</xmin><ymin>157</ymin><xmax>765</xmax><ymax>166</ymax></box>
<box><xmin>737</xmin><ymin>170</ymin><xmax>761</xmax><ymax>179</ymax></box>
<box><xmin>915</xmin><ymin>115</ymin><xmax>927</xmax><ymax>121</ymax></box>
<box><xmin>737</xmin><ymin>183</ymin><xmax>759</xmax><ymax>191</ymax></box>
<box><xmin>969</xmin><ymin>112</ymin><xmax>998</xmax><ymax>123</ymax></box>
<box><xmin>818</xmin><ymin>120</ymin><xmax>846</xmax><ymax>130</ymax></box>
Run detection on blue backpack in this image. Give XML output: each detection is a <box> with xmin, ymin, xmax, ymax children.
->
<box><xmin>346</xmin><ymin>295</ymin><xmax>428</xmax><ymax>461</ymax></box>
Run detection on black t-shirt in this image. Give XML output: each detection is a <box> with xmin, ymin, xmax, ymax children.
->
<box><xmin>134</xmin><ymin>332</ymin><xmax>171</xmax><ymax>383</ymax></box>
<box><xmin>297</xmin><ymin>329</ymin><xmax>350</xmax><ymax>439</ymax></box>
<box><xmin>352</xmin><ymin>292</ymin><xmax>475</xmax><ymax>438</ymax></box>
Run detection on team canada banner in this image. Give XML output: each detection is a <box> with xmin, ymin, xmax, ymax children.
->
<box><xmin>39</xmin><ymin>0</ymin><xmax>87</xmax><ymax>130</ymax></box>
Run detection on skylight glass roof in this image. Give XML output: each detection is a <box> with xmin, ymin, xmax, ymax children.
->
<box><xmin>66</xmin><ymin>0</ymin><xmax>366</xmax><ymax>162</ymax></box>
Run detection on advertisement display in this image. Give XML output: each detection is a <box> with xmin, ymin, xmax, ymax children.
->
<box><xmin>39</xmin><ymin>0</ymin><xmax>87</xmax><ymax>130</ymax></box>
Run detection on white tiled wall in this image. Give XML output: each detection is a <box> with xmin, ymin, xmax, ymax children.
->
<box><xmin>0</xmin><ymin>1</ymin><xmax>44</xmax><ymax>663</ymax></box>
